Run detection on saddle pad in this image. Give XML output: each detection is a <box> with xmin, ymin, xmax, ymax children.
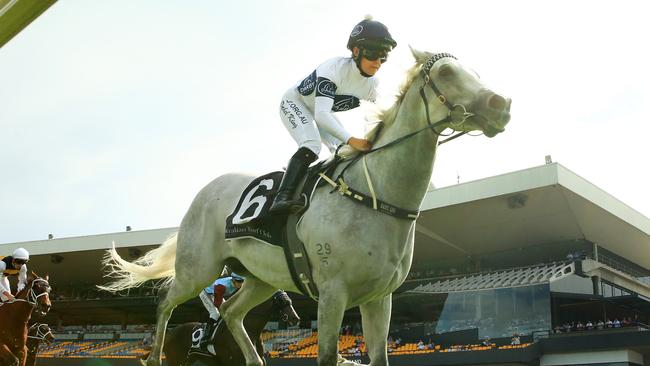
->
<box><xmin>225</xmin><ymin>171</ymin><xmax>287</xmax><ymax>246</ymax></box>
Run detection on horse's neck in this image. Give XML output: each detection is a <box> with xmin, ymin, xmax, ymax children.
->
<box><xmin>347</xmin><ymin>85</ymin><xmax>441</xmax><ymax>210</ymax></box>
<box><xmin>5</xmin><ymin>302</ymin><xmax>33</xmax><ymax>328</ymax></box>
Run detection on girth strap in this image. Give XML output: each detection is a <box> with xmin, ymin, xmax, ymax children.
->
<box><xmin>282</xmin><ymin>213</ymin><xmax>319</xmax><ymax>300</ymax></box>
<box><xmin>318</xmin><ymin>173</ymin><xmax>419</xmax><ymax>220</ymax></box>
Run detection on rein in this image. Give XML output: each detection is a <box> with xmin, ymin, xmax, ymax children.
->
<box><xmin>320</xmin><ymin>53</ymin><xmax>470</xmax><ymax>220</ymax></box>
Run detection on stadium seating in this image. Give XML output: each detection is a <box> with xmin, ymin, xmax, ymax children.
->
<box><xmin>34</xmin><ymin>328</ymin><xmax>534</xmax><ymax>360</ymax></box>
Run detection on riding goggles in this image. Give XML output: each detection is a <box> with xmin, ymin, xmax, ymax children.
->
<box><xmin>14</xmin><ymin>259</ymin><xmax>28</xmax><ymax>265</ymax></box>
<box><xmin>361</xmin><ymin>48</ymin><xmax>389</xmax><ymax>63</ymax></box>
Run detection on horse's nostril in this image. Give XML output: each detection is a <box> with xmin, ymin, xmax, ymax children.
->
<box><xmin>488</xmin><ymin>94</ymin><xmax>507</xmax><ymax>110</ymax></box>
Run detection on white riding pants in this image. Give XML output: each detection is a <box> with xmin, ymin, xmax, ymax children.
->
<box><xmin>0</xmin><ymin>277</ymin><xmax>10</xmax><ymax>301</ymax></box>
<box><xmin>279</xmin><ymin>90</ymin><xmax>341</xmax><ymax>155</ymax></box>
<box><xmin>199</xmin><ymin>291</ymin><xmax>220</xmax><ymax>321</ymax></box>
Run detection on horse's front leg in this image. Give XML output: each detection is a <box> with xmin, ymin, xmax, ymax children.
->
<box><xmin>17</xmin><ymin>346</ymin><xmax>27</xmax><ymax>366</ymax></box>
<box><xmin>220</xmin><ymin>277</ymin><xmax>275</xmax><ymax>366</ymax></box>
<box><xmin>0</xmin><ymin>344</ymin><xmax>19</xmax><ymax>366</ymax></box>
<box><xmin>359</xmin><ymin>294</ymin><xmax>392</xmax><ymax>366</ymax></box>
<box><xmin>317</xmin><ymin>290</ymin><xmax>348</xmax><ymax>366</ymax></box>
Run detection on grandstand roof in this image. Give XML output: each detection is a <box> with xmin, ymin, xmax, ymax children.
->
<box><xmin>1</xmin><ymin>163</ymin><xmax>648</xmax><ymax>287</ymax></box>
<box><xmin>415</xmin><ymin>162</ymin><xmax>649</xmax><ymax>270</ymax></box>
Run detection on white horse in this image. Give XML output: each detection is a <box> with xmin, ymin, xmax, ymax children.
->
<box><xmin>100</xmin><ymin>48</ymin><xmax>511</xmax><ymax>366</ymax></box>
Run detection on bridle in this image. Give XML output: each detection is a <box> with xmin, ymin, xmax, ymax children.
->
<box><xmin>349</xmin><ymin>53</ymin><xmax>472</xmax><ymax>158</ymax></box>
<box><xmin>419</xmin><ymin>53</ymin><xmax>475</xmax><ymax>144</ymax></box>
<box><xmin>272</xmin><ymin>291</ymin><xmax>295</xmax><ymax>323</ymax></box>
<box><xmin>27</xmin><ymin>323</ymin><xmax>53</xmax><ymax>342</ymax></box>
<box><xmin>5</xmin><ymin>278</ymin><xmax>50</xmax><ymax>309</ymax></box>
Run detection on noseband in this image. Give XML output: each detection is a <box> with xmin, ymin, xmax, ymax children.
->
<box><xmin>28</xmin><ymin>323</ymin><xmax>53</xmax><ymax>341</ymax></box>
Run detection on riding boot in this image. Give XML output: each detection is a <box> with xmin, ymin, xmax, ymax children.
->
<box><xmin>270</xmin><ymin>147</ymin><xmax>318</xmax><ymax>214</ymax></box>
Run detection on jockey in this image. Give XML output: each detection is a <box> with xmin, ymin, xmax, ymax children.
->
<box><xmin>0</xmin><ymin>248</ymin><xmax>30</xmax><ymax>302</ymax></box>
<box><xmin>196</xmin><ymin>273</ymin><xmax>245</xmax><ymax>352</ymax></box>
<box><xmin>270</xmin><ymin>15</ymin><xmax>397</xmax><ymax>213</ymax></box>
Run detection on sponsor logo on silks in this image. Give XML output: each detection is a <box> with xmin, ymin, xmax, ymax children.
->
<box><xmin>297</xmin><ymin>70</ymin><xmax>317</xmax><ymax>96</ymax></box>
<box><xmin>350</xmin><ymin>25</ymin><xmax>363</xmax><ymax>37</ymax></box>
<box><xmin>332</xmin><ymin>95</ymin><xmax>360</xmax><ymax>112</ymax></box>
<box><xmin>281</xmin><ymin>100</ymin><xmax>297</xmax><ymax>128</ymax></box>
<box><xmin>316</xmin><ymin>77</ymin><xmax>337</xmax><ymax>99</ymax></box>
<box><xmin>282</xmin><ymin>100</ymin><xmax>309</xmax><ymax>128</ymax></box>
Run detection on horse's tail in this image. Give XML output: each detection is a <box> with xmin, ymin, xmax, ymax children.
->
<box><xmin>98</xmin><ymin>232</ymin><xmax>179</xmax><ymax>293</ymax></box>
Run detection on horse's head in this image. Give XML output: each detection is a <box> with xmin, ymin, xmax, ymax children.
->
<box><xmin>412</xmin><ymin>48</ymin><xmax>511</xmax><ymax>138</ymax></box>
<box><xmin>271</xmin><ymin>290</ymin><xmax>300</xmax><ymax>327</ymax></box>
<box><xmin>25</xmin><ymin>273</ymin><xmax>52</xmax><ymax>317</ymax></box>
<box><xmin>28</xmin><ymin>323</ymin><xmax>55</xmax><ymax>345</ymax></box>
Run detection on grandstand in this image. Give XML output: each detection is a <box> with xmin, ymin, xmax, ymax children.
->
<box><xmin>3</xmin><ymin>162</ymin><xmax>650</xmax><ymax>366</ymax></box>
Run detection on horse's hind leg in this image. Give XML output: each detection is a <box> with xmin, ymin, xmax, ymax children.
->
<box><xmin>147</xmin><ymin>229</ymin><xmax>226</xmax><ymax>366</ymax></box>
<box><xmin>219</xmin><ymin>277</ymin><xmax>276</xmax><ymax>366</ymax></box>
<box><xmin>359</xmin><ymin>294</ymin><xmax>392</xmax><ymax>366</ymax></box>
<box><xmin>145</xmin><ymin>280</ymin><xmax>197</xmax><ymax>366</ymax></box>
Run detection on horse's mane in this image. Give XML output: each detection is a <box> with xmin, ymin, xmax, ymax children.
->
<box><xmin>374</xmin><ymin>59</ymin><xmax>424</xmax><ymax>129</ymax></box>
<box><xmin>338</xmin><ymin>59</ymin><xmax>423</xmax><ymax>158</ymax></box>
<box><xmin>15</xmin><ymin>278</ymin><xmax>33</xmax><ymax>298</ymax></box>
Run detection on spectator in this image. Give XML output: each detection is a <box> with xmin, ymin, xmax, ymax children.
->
<box><xmin>613</xmin><ymin>318</ymin><xmax>621</xmax><ymax>328</ymax></box>
<box><xmin>482</xmin><ymin>336</ymin><xmax>491</xmax><ymax>347</ymax></box>
<box><xmin>510</xmin><ymin>334</ymin><xmax>521</xmax><ymax>345</ymax></box>
<box><xmin>586</xmin><ymin>321</ymin><xmax>594</xmax><ymax>330</ymax></box>
<box><xmin>596</xmin><ymin>320</ymin><xmax>605</xmax><ymax>330</ymax></box>
<box><xmin>622</xmin><ymin>317</ymin><xmax>631</xmax><ymax>327</ymax></box>
<box><xmin>417</xmin><ymin>340</ymin><xmax>425</xmax><ymax>350</ymax></box>
<box><xmin>605</xmin><ymin>319</ymin><xmax>613</xmax><ymax>328</ymax></box>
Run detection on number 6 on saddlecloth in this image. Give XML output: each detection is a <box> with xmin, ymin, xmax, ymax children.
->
<box><xmin>232</xmin><ymin>179</ymin><xmax>274</xmax><ymax>224</ymax></box>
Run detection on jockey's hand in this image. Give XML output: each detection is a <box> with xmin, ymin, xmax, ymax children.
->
<box><xmin>3</xmin><ymin>293</ymin><xmax>14</xmax><ymax>301</ymax></box>
<box><xmin>347</xmin><ymin>137</ymin><xmax>372</xmax><ymax>152</ymax></box>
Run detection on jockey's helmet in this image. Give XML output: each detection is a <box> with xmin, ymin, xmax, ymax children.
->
<box><xmin>12</xmin><ymin>247</ymin><xmax>30</xmax><ymax>261</ymax></box>
<box><xmin>231</xmin><ymin>273</ymin><xmax>244</xmax><ymax>282</ymax></box>
<box><xmin>347</xmin><ymin>16</ymin><xmax>397</xmax><ymax>52</ymax></box>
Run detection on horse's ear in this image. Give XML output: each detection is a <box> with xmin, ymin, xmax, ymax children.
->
<box><xmin>45</xmin><ymin>274</ymin><xmax>49</xmax><ymax>281</ymax></box>
<box><xmin>409</xmin><ymin>45</ymin><xmax>431</xmax><ymax>64</ymax></box>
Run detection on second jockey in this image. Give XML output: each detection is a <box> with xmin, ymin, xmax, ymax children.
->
<box><xmin>270</xmin><ymin>15</ymin><xmax>397</xmax><ymax>213</ymax></box>
<box><xmin>195</xmin><ymin>273</ymin><xmax>245</xmax><ymax>353</ymax></box>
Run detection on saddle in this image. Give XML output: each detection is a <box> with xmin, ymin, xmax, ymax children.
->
<box><xmin>187</xmin><ymin>320</ymin><xmax>223</xmax><ymax>359</ymax></box>
<box><xmin>224</xmin><ymin>157</ymin><xmax>343</xmax><ymax>299</ymax></box>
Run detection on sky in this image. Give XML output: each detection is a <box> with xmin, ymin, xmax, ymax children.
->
<box><xmin>1</xmin><ymin>0</ymin><xmax>648</xmax><ymax>244</ymax></box>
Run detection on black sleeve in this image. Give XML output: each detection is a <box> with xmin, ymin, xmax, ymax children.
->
<box><xmin>315</xmin><ymin>77</ymin><xmax>337</xmax><ymax>99</ymax></box>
